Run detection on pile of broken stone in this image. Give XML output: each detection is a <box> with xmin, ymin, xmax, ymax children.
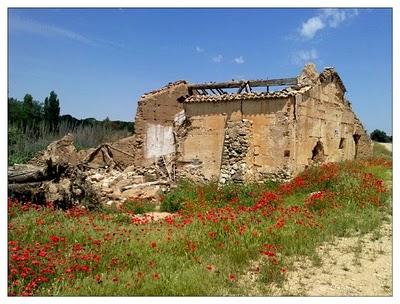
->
<box><xmin>8</xmin><ymin>134</ymin><xmax>170</xmax><ymax>209</ymax></box>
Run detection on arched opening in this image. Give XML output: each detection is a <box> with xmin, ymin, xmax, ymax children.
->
<box><xmin>353</xmin><ymin>134</ymin><xmax>361</xmax><ymax>159</ymax></box>
<box><xmin>311</xmin><ymin>141</ymin><xmax>325</xmax><ymax>162</ymax></box>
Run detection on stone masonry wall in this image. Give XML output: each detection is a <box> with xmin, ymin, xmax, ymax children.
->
<box><xmin>219</xmin><ymin>120</ymin><xmax>252</xmax><ymax>184</ymax></box>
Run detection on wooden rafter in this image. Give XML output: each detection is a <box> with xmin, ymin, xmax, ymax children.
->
<box><xmin>188</xmin><ymin>77</ymin><xmax>297</xmax><ymax>92</ymax></box>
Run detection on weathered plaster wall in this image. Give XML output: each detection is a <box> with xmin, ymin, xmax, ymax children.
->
<box><xmin>176</xmin><ymin>112</ymin><xmax>227</xmax><ymax>180</ymax></box>
<box><xmin>132</xmin><ymin>64</ymin><xmax>371</xmax><ymax>183</ymax></box>
<box><xmin>133</xmin><ymin>81</ymin><xmax>189</xmax><ymax>166</ymax></box>
<box><xmin>242</xmin><ymin>98</ymin><xmax>295</xmax><ymax>181</ymax></box>
<box><xmin>293</xmin><ymin>79</ymin><xmax>372</xmax><ymax>175</ymax></box>
<box><xmin>179</xmin><ymin>98</ymin><xmax>294</xmax><ymax>182</ymax></box>
<box><xmin>177</xmin><ymin>71</ymin><xmax>371</xmax><ymax>182</ymax></box>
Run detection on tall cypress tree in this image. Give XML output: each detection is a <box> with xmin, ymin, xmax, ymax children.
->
<box><xmin>44</xmin><ymin>91</ymin><xmax>60</xmax><ymax>132</ymax></box>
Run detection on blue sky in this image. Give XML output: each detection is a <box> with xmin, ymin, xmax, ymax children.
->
<box><xmin>8</xmin><ymin>8</ymin><xmax>392</xmax><ymax>134</ymax></box>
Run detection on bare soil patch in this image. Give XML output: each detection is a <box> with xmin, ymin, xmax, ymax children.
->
<box><xmin>376</xmin><ymin>142</ymin><xmax>392</xmax><ymax>152</ymax></box>
<box><xmin>258</xmin><ymin>221</ymin><xmax>392</xmax><ymax>296</ymax></box>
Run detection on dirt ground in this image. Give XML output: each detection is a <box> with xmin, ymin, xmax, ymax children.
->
<box><xmin>241</xmin><ymin>220</ymin><xmax>392</xmax><ymax>296</ymax></box>
<box><xmin>380</xmin><ymin>143</ymin><xmax>393</xmax><ymax>152</ymax></box>
<box><xmin>376</xmin><ymin>142</ymin><xmax>393</xmax><ymax>152</ymax></box>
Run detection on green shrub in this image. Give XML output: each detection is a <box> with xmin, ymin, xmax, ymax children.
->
<box><xmin>160</xmin><ymin>180</ymin><xmax>198</xmax><ymax>212</ymax></box>
<box><xmin>123</xmin><ymin>199</ymin><xmax>154</xmax><ymax>214</ymax></box>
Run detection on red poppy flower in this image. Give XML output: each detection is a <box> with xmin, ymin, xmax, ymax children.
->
<box><xmin>208</xmin><ymin>231</ymin><xmax>217</xmax><ymax>239</ymax></box>
<box><xmin>95</xmin><ymin>274</ymin><xmax>102</xmax><ymax>283</ymax></box>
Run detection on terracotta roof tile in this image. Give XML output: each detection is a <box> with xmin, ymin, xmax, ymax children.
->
<box><xmin>183</xmin><ymin>86</ymin><xmax>311</xmax><ymax>103</ymax></box>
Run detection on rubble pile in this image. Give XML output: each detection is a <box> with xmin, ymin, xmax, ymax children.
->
<box><xmin>8</xmin><ymin>134</ymin><xmax>171</xmax><ymax>209</ymax></box>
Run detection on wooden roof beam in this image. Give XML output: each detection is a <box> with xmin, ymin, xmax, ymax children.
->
<box><xmin>188</xmin><ymin>77</ymin><xmax>297</xmax><ymax>91</ymax></box>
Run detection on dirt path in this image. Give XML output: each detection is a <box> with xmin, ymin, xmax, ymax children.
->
<box><xmin>376</xmin><ymin>142</ymin><xmax>392</xmax><ymax>152</ymax></box>
<box><xmin>266</xmin><ymin>221</ymin><xmax>392</xmax><ymax>296</ymax></box>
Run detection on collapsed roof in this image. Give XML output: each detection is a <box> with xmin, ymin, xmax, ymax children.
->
<box><xmin>180</xmin><ymin>65</ymin><xmax>346</xmax><ymax>104</ymax></box>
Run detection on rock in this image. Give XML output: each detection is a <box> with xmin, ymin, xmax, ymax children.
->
<box><xmin>72</xmin><ymin>188</ymin><xmax>82</xmax><ymax>196</ymax></box>
<box><xmin>90</xmin><ymin>174</ymin><xmax>104</xmax><ymax>182</ymax></box>
<box><xmin>129</xmin><ymin>175</ymin><xmax>145</xmax><ymax>184</ymax></box>
<box><xmin>123</xmin><ymin>165</ymin><xmax>136</xmax><ymax>173</ymax></box>
<box><xmin>29</xmin><ymin>133</ymin><xmax>79</xmax><ymax>167</ymax></box>
<box><xmin>221</xmin><ymin>173</ymin><xmax>229</xmax><ymax>179</ymax></box>
<box><xmin>102</xmin><ymin>188</ymin><xmax>114</xmax><ymax>194</ymax></box>
<box><xmin>144</xmin><ymin>173</ymin><xmax>157</xmax><ymax>182</ymax></box>
<box><xmin>121</xmin><ymin>185</ymin><xmax>161</xmax><ymax>201</ymax></box>
<box><xmin>45</xmin><ymin>178</ymin><xmax>71</xmax><ymax>202</ymax></box>
<box><xmin>111</xmin><ymin>189</ymin><xmax>122</xmax><ymax>200</ymax></box>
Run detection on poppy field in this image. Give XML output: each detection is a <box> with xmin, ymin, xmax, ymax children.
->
<box><xmin>8</xmin><ymin>157</ymin><xmax>392</xmax><ymax>296</ymax></box>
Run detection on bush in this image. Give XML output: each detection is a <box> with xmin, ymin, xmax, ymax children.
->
<box><xmin>370</xmin><ymin>129</ymin><xmax>391</xmax><ymax>143</ymax></box>
<box><xmin>160</xmin><ymin>180</ymin><xmax>198</xmax><ymax>212</ymax></box>
<box><xmin>122</xmin><ymin>200</ymin><xmax>154</xmax><ymax>214</ymax></box>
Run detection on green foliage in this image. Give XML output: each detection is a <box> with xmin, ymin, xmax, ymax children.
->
<box><xmin>160</xmin><ymin>180</ymin><xmax>198</xmax><ymax>212</ymax></box>
<box><xmin>123</xmin><ymin>200</ymin><xmax>154</xmax><ymax>214</ymax></box>
<box><xmin>43</xmin><ymin>91</ymin><xmax>60</xmax><ymax>132</ymax></box>
<box><xmin>370</xmin><ymin>129</ymin><xmax>392</xmax><ymax>143</ymax></box>
<box><xmin>8</xmin><ymin>92</ymin><xmax>133</xmax><ymax>165</ymax></box>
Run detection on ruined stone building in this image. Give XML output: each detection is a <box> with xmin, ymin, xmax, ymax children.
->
<box><xmin>131</xmin><ymin>63</ymin><xmax>372</xmax><ymax>183</ymax></box>
<box><xmin>9</xmin><ymin>63</ymin><xmax>373</xmax><ymax>206</ymax></box>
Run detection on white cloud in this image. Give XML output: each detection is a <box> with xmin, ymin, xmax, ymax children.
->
<box><xmin>9</xmin><ymin>16</ymin><xmax>96</xmax><ymax>46</ymax></box>
<box><xmin>300</xmin><ymin>17</ymin><xmax>325</xmax><ymax>39</ymax></box>
<box><xmin>195</xmin><ymin>46</ymin><xmax>204</xmax><ymax>53</ymax></box>
<box><xmin>299</xmin><ymin>9</ymin><xmax>359</xmax><ymax>39</ymax></box>
<box><xmin>322</xmin><ymin>9</ymin><xmax>346</xmax><ymax>28</ymax></box>
<box><xmin>292</xmin><ymin>49</ymin><xmax>318</xmax><ymax>66</ymax></box>
<box><xmin>234</xmin><ymin>56</ymin><xmax>245</xmax><ymax>64</ymax></box>
<box><xmin>212</xmin><ymin>54</ymin><xmax>223</xmax><ymax>63</ymax></box>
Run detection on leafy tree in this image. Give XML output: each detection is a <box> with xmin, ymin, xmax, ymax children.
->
<box><xmin>21</xmin><ymin>94</ymin><xmax>34</xmax><ymax>130</ymax></box>
<box><xmin>8</xmin><ymin>97</ymin><xmax>23</xmax><ymax>125</ymax></box>
<box><xmin>370</xmin><ymin>129</ymin><xmax>391</xmax><ymax>143</ymax></box>
<box><xmin>44</xmin><ymin>91</ymin><xmax>60</xmax><ymax>132</ymax></box>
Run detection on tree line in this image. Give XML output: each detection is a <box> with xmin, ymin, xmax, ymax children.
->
<box><xmin>370</xmin><ymin>129</ymin><xmax>392</xmax><ymax>143</ymax></box>
<box><xmin>9</xmin><ymin>91</ymin><xmax>60</xmax><ymax>133</ymax></box>
<box><xmin>8</xmin><ymin>91</ymin><xmax>134</xmax><ymax>165</ymax></box>
<box><xmin>8</xmin><ymin>91</ymin><xmax>134</xmax><ymax>134</ymax></box>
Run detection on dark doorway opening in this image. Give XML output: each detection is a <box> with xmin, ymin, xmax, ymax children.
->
<box><xmin>311</xmin><ymin>141</ymin><xmax>325</xmax><ymax>162</ymax></box>
<box><xmin>353</xmin><ymin>134</ymin><xmax>361</xmax><ymax>159</ymax></box>
<box><xmin>339</xmin><ymin>138</ymin><xmax>345</xmax><ymax>149</ymax></box>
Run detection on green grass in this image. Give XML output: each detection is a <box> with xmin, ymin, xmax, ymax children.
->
<box><xmin>373</xmin><ymin>142</ymin><xmax>392</xmax><ymax>158</ymax></box>
<box><xmin>8</xmin><ymin>157</ymin><xmax>392</xmax><ymax>296</ymax></box>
